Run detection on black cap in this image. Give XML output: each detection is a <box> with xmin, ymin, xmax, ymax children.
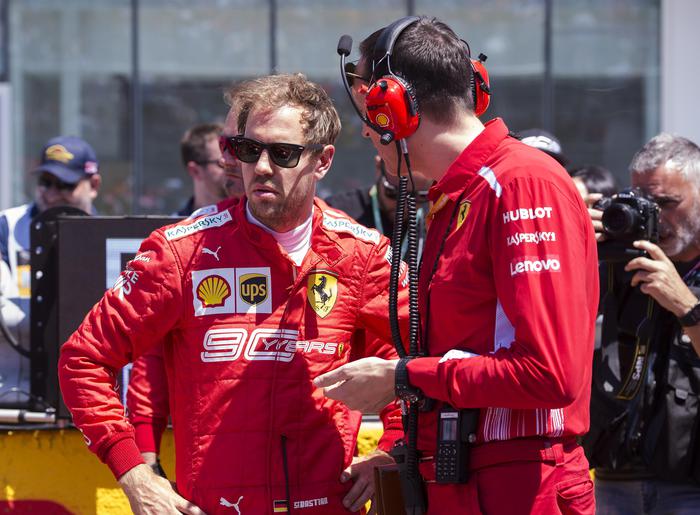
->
<box><xmin>518</xmin><ymin>128</ymin><xmax>569</xmax><ymax>167</ymax></box>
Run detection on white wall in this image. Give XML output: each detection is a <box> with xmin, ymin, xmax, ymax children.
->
<box><xmin>661</xmin><ymin>0</ymin><xmax>700</xmax><ymax>145</ymax></box>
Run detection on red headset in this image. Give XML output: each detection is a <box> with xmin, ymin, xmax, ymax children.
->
<box><xmin>364</xmin><ymin>16</ymin><xmax>491</xmax><ymax>144</ymax></box>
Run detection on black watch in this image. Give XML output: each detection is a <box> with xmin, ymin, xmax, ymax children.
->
<box><xmin>679</xmin><ymin>302</ymin><xmax>700</xmax><ymax>327</ymax></box>
<box><xmin>395</xmin><ymin>357</ymin><xmax>423</xmax><ymax>403</ymax></box>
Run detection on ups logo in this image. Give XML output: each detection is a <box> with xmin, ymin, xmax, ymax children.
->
<box><xmin>239</xmin><ymin>273</ymin><xmax>268</xmax><ymax>305</ymax></box>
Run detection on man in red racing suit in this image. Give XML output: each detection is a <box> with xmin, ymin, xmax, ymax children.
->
<box><xmin>59</xmin><ymin>74</ymin><xmax>405</xmax><ymax>514</ymax></box>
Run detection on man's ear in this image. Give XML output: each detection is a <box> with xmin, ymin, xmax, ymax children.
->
<box><xmin>88</xmin><ymin>174</ymin><xmax>102</xmax><ymax>201</ymax></box>
<box><xmin>314</xmin><ymin>145</ymin><xmax>335</xmax><ymax>181</ymax></box>
<box><xmin>186</xmin><ymin>161</ymin><xmax>201</xmax><ymax>180</ymax></box>
<box><xmin>89</xmin><ymin>174</ymin><xmax>102</xmax><ymax>191</ymax></box>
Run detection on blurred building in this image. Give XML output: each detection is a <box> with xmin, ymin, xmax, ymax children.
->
<box><xmin>0</xmin><ymin>0</ymin><xmax>698</xmax><ymax>214</ymax></box>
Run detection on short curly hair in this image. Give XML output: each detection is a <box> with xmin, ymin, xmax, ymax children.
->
<box><xmin>224</xmin><ymin>73</ymin><xmax>341</xmax><ymax>146</ymax></box>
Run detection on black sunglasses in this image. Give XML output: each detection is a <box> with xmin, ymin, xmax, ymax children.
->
<box><xmin>37</xmin><ymin>175</ymin><xmax>81</xmax><ymax>192</ymax></box>
<box><xmin>224</xmin><ymin>135</ymin><xmax>323</xmax><ymax>169</ymax></box>
<box><xmin>344</xmin><ymin>61</ymin><xmax>371</xmax><ymax>88</ymax></box>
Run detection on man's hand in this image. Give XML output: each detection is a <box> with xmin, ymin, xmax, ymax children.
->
<box><xmin>118</xmin><ymin>464</ymin><xmax>206</xmax><ymax>515</ymax></box>
<box><xmin>341</xmin><ymin>451</ymin><xmax>395</xmax><ymax>514</ymax></box>
<box><xmin>625</xmin><ymin>240</ymin><xmax>698</xmax><ymax>316</ymax></box>
<box><xmin>314</xmin><ymin>357</ymin><xmax>398</xmax><ymax>413</ymax></box>
<box><xmin>140</xmin><ymin>452</ymin><xmax>167</xmax><ymax>478</ymax></box>
<box><xmin>585</xmin><ymin>193</ymin><xmax>606</xmax><ymax>242</ymax></box>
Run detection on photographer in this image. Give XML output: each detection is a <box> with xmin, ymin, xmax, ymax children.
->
<box><xmin>586</xmin><ymin>133</ymin><xmax>700</xmax><ymax>513</ymax></box>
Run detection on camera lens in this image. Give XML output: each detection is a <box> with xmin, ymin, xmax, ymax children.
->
<box><xmin>602</xmin><ymin>203</ymin><xmax>641</xmax><ymax>238</ymax></box>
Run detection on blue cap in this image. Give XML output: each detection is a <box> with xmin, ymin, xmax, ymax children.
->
<box><xmin>33</xmin><ymin>136</ymin><xmax>99</xmax><ymax>183</ymax></box>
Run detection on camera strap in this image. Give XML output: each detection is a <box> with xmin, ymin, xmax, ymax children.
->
<box><xmin>599</xmin><ymin>263</ymin><xmax>658</xmax><ymax>401</ymax></box>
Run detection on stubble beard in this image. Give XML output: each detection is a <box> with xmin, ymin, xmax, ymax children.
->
<box><xmin>662</xmin><ymin>216</ymin><xmax>700</xmax><ymax>259</ymax></box>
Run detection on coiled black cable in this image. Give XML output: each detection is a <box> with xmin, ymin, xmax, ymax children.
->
<box><xmin>389</xmin><ymin>162</ymin><xmax>408</xmax><ymax>358</ymax></box>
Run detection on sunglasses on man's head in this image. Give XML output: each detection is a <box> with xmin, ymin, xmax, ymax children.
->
<box><xmin>344</xmin><ymin>61</ymin><xmax>371</xmax><ymax>89</ymax></box>
<box><xmin>221</xmin><ymin>135</ymin><xmax>323</xmax><ymax>169</ymax></box>
<box><xmin>37</xmin><ymin>175</ymin><xmax>80</xmax><ymax>192</ymax></box>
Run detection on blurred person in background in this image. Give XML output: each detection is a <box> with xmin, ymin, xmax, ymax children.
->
<box><xmin>0</xmin><ymin>136</ymin><xmax>100</xmax><ymax>403</ymax></box>
<box><xmin>175</xmin><ymin>123</ymin><xmax>241</xmax><ymax>216</ymax></box>
<box><xmin>519</xmin><ymin>128</ymin><xmax>570</xmax><ymax>169</ymax></box>
<box><xmin>570</xmin><ymin>164</ymin><xmax>618</xmax><ymax>200</ymax></box>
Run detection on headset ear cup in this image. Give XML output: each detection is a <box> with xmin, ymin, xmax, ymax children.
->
<box><xmin>470</xmin><ymin>58</ymin><xmax>491</xmax><ymax>117</ymax></box>
<box><xmin>394</xmin><ymin>75</ymin><xmax>420</xmax><ymax>122</ymax></box>
<box><xmin>365</xmin><ymin>75</ymin><xmax>421</xmax><ymax>142</ymax></box>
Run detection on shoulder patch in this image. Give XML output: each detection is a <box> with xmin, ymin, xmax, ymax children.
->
<box><xmin>164</xmin><ymin>210</ymin><xmax>233</xmax><ymax>241</ymax></box>
<box><xmin>322</xmin><ymin>212</ymin><xmax>381</xmax><ymax>245</ymax></box>
<box><xmin>478</xmin><ymin>166</ymin><xmax>502</xmax><ymax>198</ymax></box>
<box><xmin>187</xmin><ymin>204</ymin><xmax>219</xmax><ymax>220</ymax></box>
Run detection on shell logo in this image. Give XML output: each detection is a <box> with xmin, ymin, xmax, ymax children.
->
<box><xmin>196</xmin><ymin>275</ymin><xmax>231</xmax><ymax>307</ymax></box>
<box><xmin>45</xmin><ymin>144</ymin><xmax>75</xmax><ymax>164</ymax></box>
<box><xmin>375</xmin><ymin>113</ymin><xmax>391</xmax><ymax>128</ymax></box>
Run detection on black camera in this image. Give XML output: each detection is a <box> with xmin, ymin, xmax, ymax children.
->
<box><xmin>596</xmin><ymin>188</ymin><xmax>659</xmax><ymax>262</ymax></box>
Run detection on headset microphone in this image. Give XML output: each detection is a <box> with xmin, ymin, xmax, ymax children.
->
<box><xmin>337</xmin><ymin>35</ymin><xmax>394</xmax><ymax>145</ymax></box>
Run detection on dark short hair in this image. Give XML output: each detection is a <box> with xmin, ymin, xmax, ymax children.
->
<box><xmin>359</xmin><ymin>16</ymin><xmax>472</xmax><ymax>123</ymax></box>
<box><xmin>225</xmin><ymin>73</ymin><xmax>341</xmax><ymax>146</ymax></box>
<box><xmin>570</xmin><ymin>165</ymin><xmax>619</xmax><ymax>197</ymax></box>
<box><xmin>180</xmin><ymin>123</ymin><xmax>222</xmax><ymax>167</ymax></box>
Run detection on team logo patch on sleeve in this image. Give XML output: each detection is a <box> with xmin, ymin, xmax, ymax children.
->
<box><xmin>236</xmin><ymin>267</ymin><xmax>272</xmax><ymax>314</ymax></box>
<box><xmin>165</xmin><ymin>211</ymin><xmax>232</xmax><ymax>241</ymax></box>
<box><xmin>456</xmin><ymin>200</ymin><xmax>471</xmax><ymax>231</ymax></box>
<box><xmin>192</xmin><ymin>268</ymin><xmax>235</xmax><ymax>316</ymax></box>
<box><xmin>307</xmin><ymin>271</ymin><xmax>338</xmax><ymax>318</ymax></box>
<box><xmin>322</xmin><ymin>212</ymin><xmax>381</xmax><ymax>244</ymax></box>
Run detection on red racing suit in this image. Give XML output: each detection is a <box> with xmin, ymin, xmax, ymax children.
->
<box><xmin>406</xmin><ymin>119</ymin><xmax>599</xmax><ymax>513</ymax></box>
<box><xmin>127</xmin><ymin>345</ymin><xmax>169</xmax><ymax>454</ymax></box>
<box><xmin>59</xmin><ymin>197</ymin><xmax>406</xmax><ymax>514</ymax></box>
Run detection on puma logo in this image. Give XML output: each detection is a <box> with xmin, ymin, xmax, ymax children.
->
<box><xmin>220</xmin><ymin>496</ymin><xmax>244</xmax><ymax>514</ymax></box>
<box><xmin>202</xmin><ymin>246</ymin><xmax>222</xmax><ymax>261</ymax></box>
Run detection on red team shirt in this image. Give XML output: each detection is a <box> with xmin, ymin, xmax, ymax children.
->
<box><xmin>407</xmin><ymin>119</ymin><xmax>599</xmax><ymax>452</ymax></box>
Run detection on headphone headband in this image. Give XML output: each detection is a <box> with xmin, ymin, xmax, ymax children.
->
<box><xmin>372</xmin><ymin>16</ymin><xmax>420</xmax><ymax>79</ymax></box>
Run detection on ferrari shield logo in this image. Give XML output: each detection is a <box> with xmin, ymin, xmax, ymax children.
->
<box><xmin>307</xmin><ymin>272</ymin><xmax>338</xmax><ymax>318</ymax></box>
<box><xmin>456</xmin><ymin>200</ymin><xmax>471</xmax><ymax>231</ymax></box>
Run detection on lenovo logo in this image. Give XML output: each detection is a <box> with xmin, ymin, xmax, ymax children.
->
<box><xmin>509</xmin><ymin>258</ymin><xmax>561</xmax><ymax>276</ymax></box>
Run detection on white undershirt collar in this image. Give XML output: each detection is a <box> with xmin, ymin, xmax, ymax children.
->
<box><xmin>245</xmin><ymin>201</ymin><xmax>313</xmax><ymax>266</ymax></box>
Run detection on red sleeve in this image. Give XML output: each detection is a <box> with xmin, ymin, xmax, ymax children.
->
<box><xmin>127</xmin><ymin>344</ymin><xmax>170</xmax><ymax>454</ymax></box>
<box><xmin>354</xmin><ymin>237</ymin><xmax>409</xmax><ymax>449</ymax></box>
<box><xmin>408</xmin><ymin>176</ymin><xmax>598</xmax><ymax>409</ymax></box>
<box><xmin>356</xmin><ymin>237</ymin><xmax>410</xmax><ymax>352</ymax></box>
<box><xmin>59</xmin><ymin>230</ymin><xmax>183</xmax><ymax>478</ymax></box>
